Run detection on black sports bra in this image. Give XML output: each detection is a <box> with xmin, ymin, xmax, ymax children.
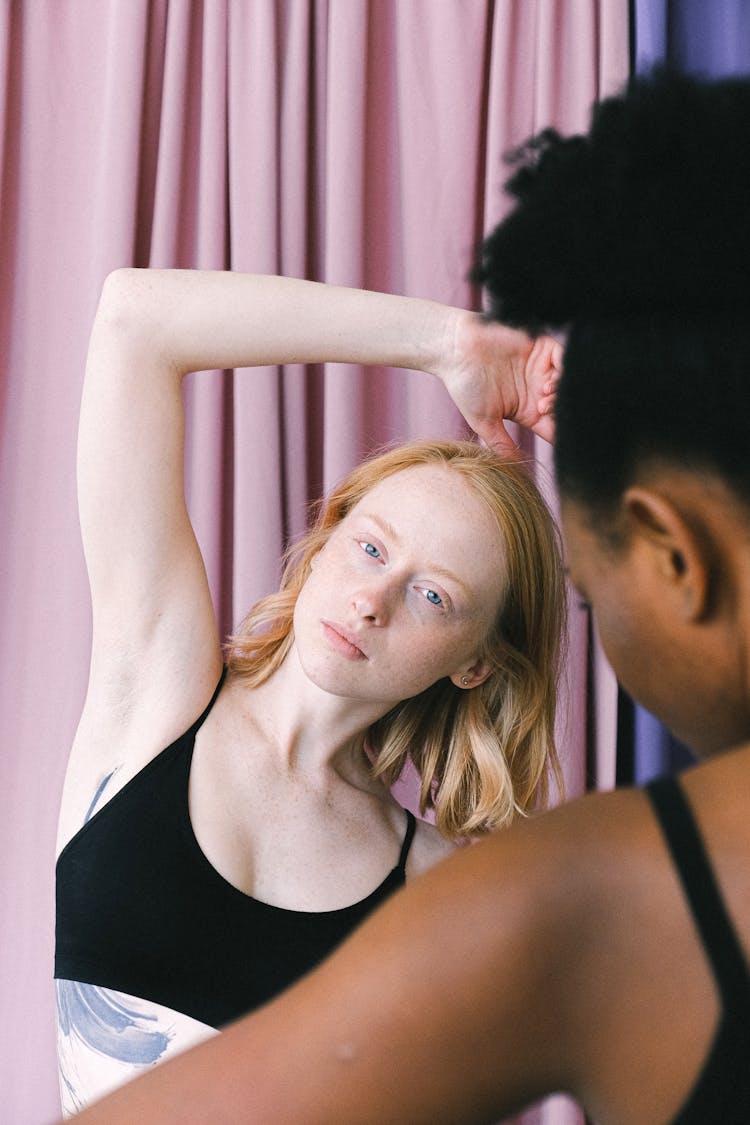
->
<box><xmin>646</xmin><ymin>775</ymin><xmax>750</xmax><ymax>1124</ymax></box>
<box><xmin>55</xmin><ymin>670</ymin><xmax>417</xmax><ymax>1028</ymax></box>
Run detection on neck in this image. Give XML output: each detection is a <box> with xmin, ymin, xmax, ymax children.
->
<box><xmin>228</xmin><ymin>645</ymin><xmax>391</xmax><ymax>779</ymax></box>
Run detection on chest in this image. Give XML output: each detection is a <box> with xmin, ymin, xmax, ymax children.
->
<box><xmin>55</xmin><ymin>722</ymin><xmax>411</xmax><ymax>1029</ymax></box>
<box><xmin>188</xmin><ymin>711</ymin><xmax>405</xmax><ymax>911</ymax></box>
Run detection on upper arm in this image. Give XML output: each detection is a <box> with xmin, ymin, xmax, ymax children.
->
<box><xmin>77</xmin><ymin>270</ymin><xmax>220</xmax><ymax>719</ymax></box>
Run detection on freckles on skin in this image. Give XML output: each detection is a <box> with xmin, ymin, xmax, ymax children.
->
<box><xmin>294</xmin><ymin>465</ymin><xmax>508</xmax><ymax>700</ymax></box>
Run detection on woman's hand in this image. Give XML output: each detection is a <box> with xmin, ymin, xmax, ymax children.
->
<box><xmin>435</xmin><ymin>310</ymin><xmax>563</xmax><ymax>454</ymax></box>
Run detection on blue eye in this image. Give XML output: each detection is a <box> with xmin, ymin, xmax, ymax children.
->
<box><xmin>360</xmin><ymin>541</ymin><xmax>381</xmax><ymax>559</ymax></box>
<box><xmin>423</xmin><ymin>588</ymin><xmax>443</xmax><ymax>606</ymax></box>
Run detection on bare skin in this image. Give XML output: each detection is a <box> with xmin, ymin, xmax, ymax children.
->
<box><xmin>69</xmin><ymin>457</ymin><xmax>750</xmax><ymax>1123</ymax></box>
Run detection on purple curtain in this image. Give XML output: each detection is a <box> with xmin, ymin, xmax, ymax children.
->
<box><xmin>629</xmin><ymin>0</ymin><xmax>750</xmax><ymax>783</ymax></box>
<box><xmin>0</xmin><ymin>3</ymin><xmax>629</xmax><ymax>1121</ymax></box>
<box><xmin>635</xmin><ymin>0</ymin><xmax>750</xmax><ymax>76</ymax></box>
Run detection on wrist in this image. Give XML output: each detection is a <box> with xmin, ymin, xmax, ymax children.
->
<box><xmin>414</xmin><ymin>302</ymin><xmax>465</xmax><ymax>381</ymax></box>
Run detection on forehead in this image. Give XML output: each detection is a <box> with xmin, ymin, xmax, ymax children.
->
<box><xmin>347</xmin><ymin>462</ymin><xmax>487</xmax><ymax>523</ymax></box>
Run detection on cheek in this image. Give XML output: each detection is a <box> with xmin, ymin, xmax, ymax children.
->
<box><xmin>312</xmin><ymin>540</ymin><xmax>354</xmax><ymax>587</ymax></box>
<box><xmin>293</xmin><ymin>549</ymin><xmax>361</xmax><ymax>637</ymax></box>
<box><xmin>596</xmin><ymin>618</ymin><xmax>638</xmax><ymax>689</ymax></box>
<box><xmin>303</xmin><ymin>544</ymin><xmax>347</xmax><ymax>593</ymax></box>
<box><xmin>293</xmin><ymin>566</ymin><xmax>328</xmax><ymax>627</ymax></box>
<box><xmin>594</xmin><ymin>595</ymin><xmax>665</xmax><ymax>707</ymax></box>
<box><xmin>393</xmin><ymin>653</ymin><xmax>453</xmax><ymax>698</ymax></box>
<box><xmin>403</xmin><ymin>621</ymin><xmax>481</xmax><ymax>683</ymax></box>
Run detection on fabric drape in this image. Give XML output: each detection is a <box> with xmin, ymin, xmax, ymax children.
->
<box><xmin>0</xmin><ymin>3</ymin><xmax>628</xmax><ymax>1121</ymax></box>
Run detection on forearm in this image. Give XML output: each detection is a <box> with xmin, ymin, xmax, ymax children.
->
<box><xmin>88</xmin><ymin>269</ymin><xmax>561</xmax><ymax>451</ymax></box>
<box><xmin>95</xmin><ymin>268</ymin><xmax>459</xmax><ymax>379</ymax></box>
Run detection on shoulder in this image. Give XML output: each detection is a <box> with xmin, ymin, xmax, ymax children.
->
<box><xmin>404</xmin><ymin>784</ymin><xmax>666</xmax><ymax>974</ymax></box>
<box><xmin>494</xmin><ymin>785</ymin><xmax>664</xmax><ymax>929</ymax></box>
<box><xmin>407</xmin><ymin>784</ymin><xmax>659</xmax><ymax>896</ymax></box>
<box><xmin>458</xmin><ymin>784</ymin><xmax>679</xmax><ymax>1058</ymax></box>
<box><xmin>402</xmin><ymin>783</ymin><xmax>652</xmax><ymax>881</ymax></box>
<box><xmin>333</xmin><ymin>786</ymin><xmax>669</xmax><ymax>1106</ymax></box>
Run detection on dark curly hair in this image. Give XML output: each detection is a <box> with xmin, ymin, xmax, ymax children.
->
<box><xmin>472</xmin><ymin>70</ymin><xmax>750</xmax><ymax>520</ymax></box>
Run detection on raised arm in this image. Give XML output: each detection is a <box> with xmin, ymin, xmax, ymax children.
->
<box><xmin>81</xmin><ymin>270</ymin><xmax>557</xmax><ymax>648</ymax></box>
<box><xmin>79</xmin><ymin>270</ymin><xmax>484</xmax><ymax>677</ymax></box>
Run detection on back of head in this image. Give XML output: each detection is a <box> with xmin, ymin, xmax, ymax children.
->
<box><xmin>473</xmin><ymin>70</ymin><xmax>750</xmax><ymax>518</ymax></box>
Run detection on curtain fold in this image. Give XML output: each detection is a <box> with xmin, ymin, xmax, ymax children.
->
<box><xmin>0</xmin><ymin>4</ymin><xmax>628</xmax><ymax>1121</ymax></box>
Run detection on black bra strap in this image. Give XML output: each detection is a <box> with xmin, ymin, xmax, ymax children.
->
<box><xmin>190</xmin><ymin>665</ymin><xmax>228</xmax><ymax>736</ymax></box>
<box><xmin>646</xmin><ymin>775</ymin><xmax>749</xmax><ymax>1000</ymax></box>
<box><xmin>397</xmin><ymin>810</ymin><xmax>418</xmax><ymax>871</ymax></box>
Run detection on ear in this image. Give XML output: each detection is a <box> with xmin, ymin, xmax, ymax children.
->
<box><xmin>450</xmin><ymin>659</ymin><xmax>493</xmax><ymax>690</ymax></box>
<box><xmin>623</xmin><ymin>486</ymin><xmax>713</xmax><ymax>622</ymax></box>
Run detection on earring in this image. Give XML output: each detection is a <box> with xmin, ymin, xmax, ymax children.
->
<box><xmin>461</xmin><ymin>676</ymin><xmax>470</xmax><ymax>686</ymax></box>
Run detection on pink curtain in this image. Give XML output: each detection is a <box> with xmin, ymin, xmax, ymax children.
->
<box><xmin>0</xmin><ymin>3</ymin><xmax>628</xmax><ymax>1121</ymax></box>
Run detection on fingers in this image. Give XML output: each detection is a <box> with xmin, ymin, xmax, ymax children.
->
<box><xmin>538</xmin><ymin>367</ymin><xmax>560</xmax><ymax>416</ymax></box>
<box><xmin>533</xmin><ymin>412</ymin><xmax>556</xmax><ymax>445</ymax></box>
<box><xmin>541</xmin><ymin>373</ymin><xmax>561</xmax><ymax>397</ymax></box>
<box><xmin>473</xmin><ymin>420</ymin><xmax>519</xmax><ymax>457</ymax></box>
<box><xmin>537</xmin><ymin>337</ymin><xmax>563</xmax><ymax>378</ymax></box>
<box><xmin>527</xmin><ymin>336</ymin><xmax>563</xmax><ymax>389</ymax></box>
<box><xmin>534</xmin><ymin>368</ymin><xmax>559</xmax><ymax>445</ymax></box>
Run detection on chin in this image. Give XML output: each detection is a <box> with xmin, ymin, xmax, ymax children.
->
<box><xmin>298</xmin><ymin>658</ymin><xmax>372</xmax><ymax>702</ymax></box>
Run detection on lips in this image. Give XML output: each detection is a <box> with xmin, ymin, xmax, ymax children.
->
<box><xmin>321</xmin><ymin>621</ymin><xmax>368</xmax><ymax>660</ymax></box>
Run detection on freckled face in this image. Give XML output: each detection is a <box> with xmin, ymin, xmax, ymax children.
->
<box><xmin>292</xmin><ymin>465</ymin><xmax>507</xmax><ymax>707</ymax></box>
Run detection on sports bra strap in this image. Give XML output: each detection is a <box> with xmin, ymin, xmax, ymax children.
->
<box><xmin>191</xmin><ymin>665</ymin><xmax>228</xmax><ymax>736</ymax></box>
<box><xmin>397</xmin><ymin>810</ymin><xmax>417</xmax><ymax>872</ymax></box>
<box><xmin>646</xmin><ymin>775</ymin><xmax>749</xmax><ymax>1001</ymax></box>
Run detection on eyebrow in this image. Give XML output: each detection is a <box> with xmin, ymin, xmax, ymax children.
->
<box><xmin>360</xmin><ymin>513</ymin><xmax>472</xmax><ymax>597</ymax></box>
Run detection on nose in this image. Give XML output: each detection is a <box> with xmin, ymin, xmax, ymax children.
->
<box><xmin>351</xmin><ymin>578</ymin><xmax>394</xmax><ymax>625</ymax></box>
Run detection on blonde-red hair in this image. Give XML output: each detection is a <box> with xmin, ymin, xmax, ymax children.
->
<box><xmin>226</xmin><ymin>439</ymin><xmax>566</xmax><ymax>838</ymax></box>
